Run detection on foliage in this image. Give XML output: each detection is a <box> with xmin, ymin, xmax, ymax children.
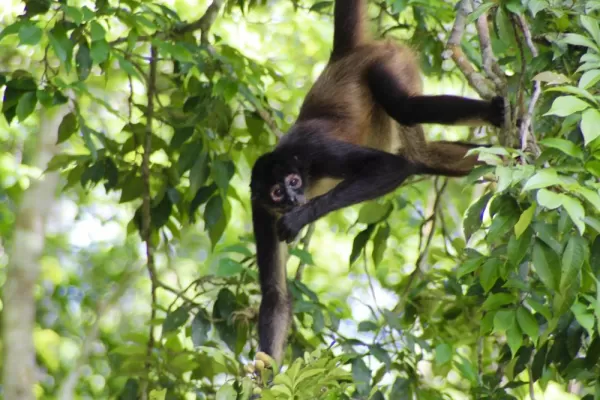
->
<box><xmin>0</xmin><ymin>0</ymin><xmax>600</xmax><ymax>399</ymax></box>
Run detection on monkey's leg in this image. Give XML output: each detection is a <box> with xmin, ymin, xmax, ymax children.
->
<box><xmin>366</xmin><ymin>63</ymin><xmax>505</xmax><ymax>128</ymax></box>
<box><xmin>277</xmin><ymin>143</ymin><xmax>420</xmax><ymax>242</ymax></box>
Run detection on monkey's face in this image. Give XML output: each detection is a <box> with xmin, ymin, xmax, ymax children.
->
<box><xmin>251</xmin><ymin>152</ymin><xmax>307</xmax><ymax>213</ymax></box>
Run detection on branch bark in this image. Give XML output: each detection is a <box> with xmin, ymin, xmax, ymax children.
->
<box><xmin>2</xmin><ymin>103</ymin><xmax>71</xmax><ymax>400</ymax></box>
<box><xmin>445</xmin><ymin>0</ymin><xmax>496</xmax><ymax>100</ymax></box>
<box><xmin>175</xmin><ymin>0</ymin><xmax>224</xmax><ymax>44</ymax></box>
<box><xmin>516</xmin><ymin>15</ymin><xmax>542</xmax><ymax>155</ymax></box>
<box><xmin>139</xmin><ymin>44</ymin><xmax>159</xmax><ymax>400</ymax></box>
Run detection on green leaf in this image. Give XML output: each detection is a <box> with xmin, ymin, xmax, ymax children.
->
<box><xmin>204</xmin><ymin>196</ymin><xmax>223</xmax><ymax>228</ymax></box>
<box><xmin>465</xmin><ymin>2</ymin><xmax>495</xmax><ymax>24</ymax></box>
<box><xmin>47</xmin><ymin>24</ymin><xmax>74</xmax><ymax>68</ymax></box>
<box><xmin>507</xmin><ymin>228</ymin><xmax>533</xmax><ymax>267</ymax></box>
<box><xmin>90</xmin><ymin>39</ymin><xmax>109</xmax><ymax>64</ymax></box>
<box><xmin>528</xmin><ymin>0</ymin><xmax>548</xmax><ymax>17</ymax></box>
<box><xmin>561</xmin><ymin>195</ymin><xmax>585</xmax><ymax>235</ymax></box>
<box><xmin>560</xmin><ymin>235</ymin><xmax>586</xmax><ymax>293</ymax></box>
<box><xmin>76</xmin><ymin>40</ymin><xmax>92</xmax><ymax>81</ymax></box>
<box><xmin>537</xmin><ymin>189</ymin><xmax>562</xmax><ymax>210</ymax></box>
<box><xmin>591</xmin><ymin>236</ymin><xmax>600</xmax><ymax>278</ymax></box>
<box><xmin>581</xmin><ymin>15</ymin><xmax>600</xmax><ymax>47</ymax></box>
<box><xmin>351</xmin><ymin>358</ymin><xmax>371</xmax><ymax>395</ymax></box>
<box><xmin>350</xmin><ymin>225</ymin><xmax>375</xmax><ymax>266</ymax></box>
<box><xmin>463</xmin><ymin>192</ymin><xmax>492</xmax><ymax>240</ymax></box>
<box><xmin>90</xmin><ymin>21</ymin><xmax>106</xmax><ymax>41</ymax></box>
<box><xmin>309</xmin><ymin>1</ymin><xmax>333</xmax><ymax>12</ymax></box>
<box><xmin>494</xmin><ymin>309</ymin><xmax>516</xmax><ymax>332</ymax></box>
<box><xmin>18</xmin><ymin>23</ymin><xmax>42</xmax><ymax>46</ymax></box>
<box><xmin>480</xmin><ymin>258</ymin><xmax>502</xmax><ymax>292</ymax></box>
<box><xmin>369</xmin><ymin>344</ymin><xmax>392</xmax><ymax>369</ymax></box>
<box><xmin>539</xmin><ymin>138</ymin><xmax>583</xmax><ymax>159</ymax></box>
<box><xmin>514</xmin><ymin>204</ymin><xmax>536</xmax><ymax>238</ymax></box>
<box><xmin>435</xmin><ymin>343</ymin><xmax>453</xmax><ymax>366</ymax></box>
<box><xmin>579</xmin><ymin>70</ymin><xmax>600</xmax><ymax>89</ymax></box>
<box><xmin>573</xmin><ymin>185</ymin><xmax>600</xmax><ymax>210</ymax></box>
<box><xmin>358</xmin><ymin>321</ymin><xmax>378</xmax><ymax>332</ymax></box>
<box><xmin>177</xmin><ymin>139</ymin><xmax>203</xmax><ymax>175</ymax></box>
<box><xmin>482</xmin><ymin>293</ymin><xmax>516</xmax><ymax>310</ymax></box>
<box><xmin>571</xmin><ymin>302</ymin><xmax>595</xmax><ymax>338</ymax></box>
<box><xmin>57</xmin><ymin>112</ymin><xmax>78</xmax><ymax>144</ymax></box>
<box><xmin>495</xmin><ymin>6</ymin><xmax>515</xmax><ymax>47</ymax></box>
<box><xmin>532</xmin><ymin>239</ymin><xmax>560</xmax><ymax>291</ymax></box>
<box><xmin>189</xmin><ymin>184</ymin><xmax>217</xmax><ymax>221</ymax></box>
<box><xmin>289</xmin><ymin>248</ymin><xmax>314</xmax><ymax>265</ymax></box>
<box><xmin>213</xmin><ymin>159</ymin><xmax>235</xmax><ymax>193</ymax></box>
<box><xmin>215</xmin><ymin>383</ymin><xmax>236</xmax><ymax>400</ymax></box>
<box><xmin>563</xmin><ymin>33</ymin><xmax>600</xmax><ymax>51</ymax></box>
<box><xmin>163</xmin><ymin>306</ymin><xmax>189</xmax><ymax>334</ymax></box>
<box><xmin>216</xmin><ymin>258</ymin><xmax>244</xmax><ymax>277</ymax></box>
<box><xmin>0</xmin><ymin>21</ymin><xmax>25</xmax><ymax>42</ymax></box>
<box><xmin>357</xmin><ymin>201</ymin><xmax>392</xmax><ymax>224</ymax></box>
<box><xmin>580</xmin><ymin>109</ymin><xmax>600</xmax><ymax>146</ymax></box>
<box><xmin>16</xmin><ymin>91</ymin><xmax>37</xmax><ymax>121</ymax></box>
<box><xmin>64</xmin><ymin>5</ymin><xmax>83</xmax><ymax>25</ymax></box>
<box><xmin>115</xmin><ymin>55</ymin><xmax>141</xmax><ymax>80</ymax></box>
<box><xmin>372</xmin><ymin>224</ymin><xmax>390</xmax><ymax>266</ymax></box>
<box><xmin>544</xmin><ymin>95</ymin><xmax>590</xmax><ymax>117</ymax></box>
<box><xmin>506</xmin><ymin>324</ymin><xmax>523</xmax><ymax>357</ymax></box>
<box><xmin>516</xmin><ymin>307</ymin><xmax>539</xmax><ymax>343</ymax></box>
<box><xmin>525</xmin><ymin>298</ymin><xmax>551</xmax><ymax>322</ymax></box>
<box><xmin>522</xmin><ymin>169</ymin><xmax>559</xmax><ymax>191</ymax></box>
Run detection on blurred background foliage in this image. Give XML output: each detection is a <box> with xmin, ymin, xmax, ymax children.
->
<box><xmin>0</xmin><ymin>0</ymin><xmax>599</xmax><ymax>399</ymax></box>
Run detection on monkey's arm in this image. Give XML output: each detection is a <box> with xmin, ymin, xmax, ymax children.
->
<box><xmin>366</xmin><ymin>62</ymin><xmax>505</xmax><ymax>128</ymax></box>
<box><xmin>252</xmin><ymin>201</ymin><xmax>292</xmax><ymax>364</ymax></box>
<box><xmin>277</xmin><ymin>141</ymin><xmax>420</xmax><ymax>242</ymax></box>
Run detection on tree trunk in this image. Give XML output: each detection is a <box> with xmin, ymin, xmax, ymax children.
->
<box><xmin>2</xmin><ymin>104</ymin><xmax>70</xmax><ymax>400</ymax></box>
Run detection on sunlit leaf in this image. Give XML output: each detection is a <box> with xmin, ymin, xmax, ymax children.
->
<box><xmin>580</xmin><ymin>109</ymin><xmax>600</xmax><ymax>146</ymax></box>
<box><xmin>544</xmin><ymin>95</ymin><xmax>590</xmax><ymax>117</ymax></box>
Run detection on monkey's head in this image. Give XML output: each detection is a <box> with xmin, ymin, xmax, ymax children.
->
<box><xmin>250</xmin><ymin>151</ymin><xmax>307</xmax><ymax>213</ymax></box>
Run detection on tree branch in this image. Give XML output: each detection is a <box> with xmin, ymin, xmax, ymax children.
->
<box><xmin>175</xmin><ymin>0</ymin><xmax>224</xmax><ymax>44</ymax></box>
<box><xmin>475</xmin><ymin>11</ymin><xmax>505</xmax><ymax>93</ymax></box>
<box><xmin>445</xmin><ymin>0</ymin><xmax>496</xmax><ymax>99</ymax></box>
<box><xmin>2</xmin><ymin>102</ymin><xmax>71</xmax><ymax>400</ymax></box>
<box><xmin>294</xmin><ymin>223</ymin><xmax>316</xmax><ymax>280</ymax></box>
<box><xmin>516</xmin><ymin>15</ymin><xmax>542</xmax><ymax>155</ymax></box>
<box><xmin>139</xmin><ymin>44</ymin><xmax>159</xmax><ymax>400</ymax></box>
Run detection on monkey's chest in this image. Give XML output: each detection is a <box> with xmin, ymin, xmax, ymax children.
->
<box><xmin>306</xmin><ymin>177</ymin><xmax>342</xmax><ymax>199</ymax></box>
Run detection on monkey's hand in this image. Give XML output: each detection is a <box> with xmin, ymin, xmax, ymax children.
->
<box><xmin>277</xmin><ymin>209</ymin><xmax>306</xmax><ymax>243</ymax></box>
<box><xmin>489</xmin><ymin>96</ymin><xmax>506</xmax><ymax>128</ymax></box>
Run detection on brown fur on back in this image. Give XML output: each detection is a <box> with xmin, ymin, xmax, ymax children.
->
<box><xmin>296</xmin><ymin>41</ymin><xmax>424</xmax><ymax>156</ymax></box>
<box><xmin>295</xmin><ymin>40</ymin><xmax>479</xmax><ymax>174</ymax></box>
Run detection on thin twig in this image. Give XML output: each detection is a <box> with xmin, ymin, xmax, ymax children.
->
<box><xmin>295</xmin><ymin>223</ymin><xmax>316</xmax><ymax>280</ymax></box>
<box><xmin>516</xmin><ymin>15</ymin><xmax>542</xmax><ymax>155</ymax></box>
<box><xmin>140</xmin><ymin>44</ymin><xmax>159</xmax><ymax>400</ymax></box>
<box><xmin>401</xmin><ymin>179</ymin><xmax>448</xmax><ymax>298</ymax></box>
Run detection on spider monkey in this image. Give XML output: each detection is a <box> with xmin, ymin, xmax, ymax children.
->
<box><xmin>249</xmin><ymin>0</ymin><xmax>505</xmax><ymax>366</ymax></box>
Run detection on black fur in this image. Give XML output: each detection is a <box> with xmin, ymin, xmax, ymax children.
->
<box><xmin>366</xmin><ymin>63</ymin><xmax>505</xmax><ymax>128</ymax></box>
<box><xmin>253</xmin><ymin>128</ymin><xmax>423</xmax><ymax>243</ymax></box>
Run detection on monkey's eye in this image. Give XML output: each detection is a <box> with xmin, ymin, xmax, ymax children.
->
<box><xmin>270</xmin><ymin>186</ymin><xmax>284</xmax><ymax>202</ymax></box>
<box><xmin>286</xmin><ymin>174</ymin><xmax>302</xmax><ymax>189</ymax></box>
